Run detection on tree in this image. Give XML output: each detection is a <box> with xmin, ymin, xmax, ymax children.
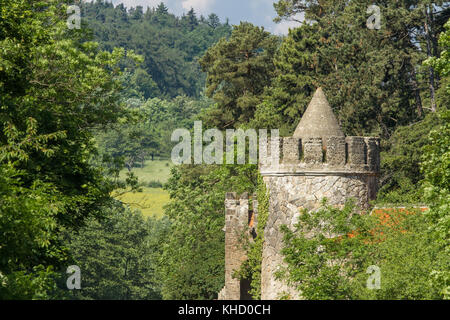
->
<box><xmin>0</xmin><ymin>0</ymin><xmax>135</xmax><ymax>298</ymax></box>
<box><xmin>199</xmin><ymin>22</ymin><xmax>279</xmax><ymax>128</ymax></box>
<box><xmin>130</xmin><ymin>68</ymin><xmax>160</xmax><ymax>100</ymax></box>
<box><xmin>280</xmin><ymin>202</ymin><xmax>447</xmax><ymax>299</ymax></box>
<box><xmin>183</xmin><ymin>8</ymin><xmax>199</xmax><ymax>31</ymax></box>
<box><xmin>208</xmin><ymin>13</ymin><xmax>221</xmax><ymax>29</ymax></box>
<box><xmin>0</xmin><ymin>120</ymin><xmax>64</xmax><ymax>299</ymax></box>
<box><xmin>266</xmin><ymin>0</ymin><xmax>448</xmax><ymax>138</ymax></box>
<box><xmin>421</xmin><ymin>19</ymin><xmax>450</xmax><ymax>297</ymax></box>
<box><xmin>160</xmin><ymin>164</ymin><xmax>257</xmax><ymax>299</ymax></box>
<box><xmin>80</xmin><ymin>1</ymin><xmax>232</xmax><ymax>99</ymax></box>
<box><xmin>64</xmin><ymin>203</ymin><xmax>170</xmax><ymax>300</ymax></box>
<box><xmin>377</xmin><ymin>113</ymin><xmax>440</xmax><ymax>203</ymax></box>
<box><xmin>156</xmin><ymin>2</ymin><xmax>169</xmax><ymax>15</ymax></box>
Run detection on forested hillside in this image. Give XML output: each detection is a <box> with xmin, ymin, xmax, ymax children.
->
<box><xmin>82</xmin><ymin>1</ymin><xmax>231</xmax><ymax>99</ymax></box>
<box><xmin>81</xmin><ymin>1</ymin><xmax>232</xmax><ymax>165</ymax></box>
<box><xmin>0</xmin><ymin>0</ymin><xmax>448</xmax><ymax>301</ymax></box>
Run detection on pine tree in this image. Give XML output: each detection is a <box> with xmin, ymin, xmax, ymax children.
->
<box><xmin>199</xmin><ymin>22</ymin><xmax>279</xmax><ymax>128</ymax></box>
<box><xmin>156</xmin><ymin>2</ymin><xmax>169</xmax><ymax>15</ymax></box>
<box><xmin>208</xmin><ymin>13</ymin><xmax>220</xmax><ymax>29</ymax></box>
<box><xmin>186</xmin><ymin>8</ymin><xmax>199</xmax><ymax>31</ymax></box>
<box><xmin>265</xmin><ymin>0</ymin><xmax>447</xmax><ymax>137</ymax></box>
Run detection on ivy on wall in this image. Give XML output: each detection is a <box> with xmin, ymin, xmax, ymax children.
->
<box><xmin>238</xmin><ymin>174</ymin><xmax>270</xmax><ymax>299</ymax></box>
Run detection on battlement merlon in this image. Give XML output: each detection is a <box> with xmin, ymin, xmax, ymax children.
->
<box><xmin>224</xmin><ymin>193</ymin><xmax>259</xmax><ymax>231</ymax></box>
<box><xmin>224</xmin><ymin>193</ymin><xmax>249</xmax><ymax>231</ymax></box>
<box><xmin>259</xmin><ymin>136</ymin><xmax>380</xmax><ymax>176</ymax></box>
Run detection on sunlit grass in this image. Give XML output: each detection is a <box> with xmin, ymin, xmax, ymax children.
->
<box><xmin>119</xmin><ymin>159</ymin><xmax>172</xmax><ymax>185</ymax></box>
<box><xmin>114</xmin><ymin>159</ymin><xmax>173</xmax><ymax>219</ymax></box>
<box><xmin>113</xmin><ymin>187</ymin><xmax>170</xmax><ymax>219</ymax></box>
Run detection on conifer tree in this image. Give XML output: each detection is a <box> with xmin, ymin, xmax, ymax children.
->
<box><xmin>265</xmin><ymin>0</ymin><xmax>448</xmax><ymax>137</ymax></box>
<box><xmin>199</xmin><ymin>22</ymin><xmax>279</xmax><ymax>128</ymax></box>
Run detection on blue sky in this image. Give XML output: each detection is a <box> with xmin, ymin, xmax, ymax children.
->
<box><xmin>108</xmin><ymin>0</ymin><xmax>301</xmax><ymax>34</ymax></box>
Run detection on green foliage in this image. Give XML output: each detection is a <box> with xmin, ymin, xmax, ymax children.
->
<box><xmin>238</xmin><ymin>174</ymin><xmax>270</xmax><ymax>299</ymax></box>
<box><xmin>65</xmin><ymin>203</ymin><xmax>170</xmax><ymax>300</ymax></box>
<box><xmin>280</xmin><ymin>202</ymin><xmax>447</xmax><ymax>299</ymax></box>
<box><xmin>0</xmin><ymin>163</ymin><xmax>63</xmax><ymax>299</ymax></box>
<box><xmin>426</xmin><ymin>18</ymin><xmax>450</xmax><ymax>77</ymax></box>
<box><xmin>0</xmin><ymin>0</ymin><xmax>135</xmax><ymax>298</ymax></box>
<box><xmin>160</xmin><ymin>164</ymin><xmax>257</xmax><ymax>299</ymax></box>
<box><xmin>0</xmin><ymin>0</ymin><xmax>135</xmax><ymax>226</ymax></box>
<box><xmin>378</xmin><ymin>113</ymin><xmax>440</xmax><ymax>203</ymax></box>
<box><xmin>267</xmin><ymin>0</ymin><xmax>448</xmax><ymax>137</ymax></box>
<box><xmin>421</xmin><ymin>20</ymin><xmax>450</xmax><ymax>298</ymax></box>
<box><xmin>421</xmin><ymin>109</ymin><xmax>450</xmax><ymax>298</ymax></box>
<box><xmin>0</xmin><ymin>265</ymin><xmax>59</xmax><ymax>300</ymax></box>
<box><xmin>199</xmin><ymin>22</ymin><xmax>279</xmax><ymax>128</ymax></box>
<box><xmin>95</xmin><ymin>95</ymin><xmax>211</xmax><ymax>168</ymax></box>
<box><xmin>81</xmin><ymin>0</ymin><xmax>232</xmax><ymax>98</ymax></box>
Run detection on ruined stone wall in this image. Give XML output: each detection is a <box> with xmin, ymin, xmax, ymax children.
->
<box><xmin>221</xmin><ymin>134</ymin><xmax>380</xmax><ymax>300</ymax></box>
<box><xmin>219</xmin><ymin>193</ymin><xmax>257</xmax><ymax>300</ymax></box>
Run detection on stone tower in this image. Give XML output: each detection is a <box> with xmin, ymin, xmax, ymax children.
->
<box><xmin>219</xmin><ymin>88</ymin><xmax>380</xmax><ymax>300</ymax></box>
<box><xmin>259</xmin><ymin>88</ymin><xmax>380</xmax><ymax>299</ymax></box>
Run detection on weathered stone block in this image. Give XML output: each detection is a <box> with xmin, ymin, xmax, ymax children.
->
<box><xmin>326</xmin><ymin>136</ymin><xmax>346</xmax><ymax>166</ymax></box>
<box><xmin>282</xmin><ymin>137</ymin><xmax>301</xmax><ymax>163</ymax></box>
<box><xmin>346</xmin><ymin>137</ymin><xmax>366</xmax><ymax>165</ymax></box>
<box><xmin>303</xmin><ymin>138</ymin><xmax>323</xmax><ymax>164</ymax></box>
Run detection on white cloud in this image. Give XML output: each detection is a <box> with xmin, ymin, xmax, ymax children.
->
<box><xmin>272</xmin><ymin>13</ymin><xmax>304</xmax><ymax>35</ymax></box>
<box><xmin>272</xmin><ymin>20</ymin><xmax>300</xmax><ymax>35</ymax></box>
<box><xmin>112</xmin><ymin>0</ymin><xmax>161</xmax><ymax>10</ymax></box>
<box><xmin>181</xmin><ymin>0</ymin><xmax>215</xmax><ymax>15</ymax></box>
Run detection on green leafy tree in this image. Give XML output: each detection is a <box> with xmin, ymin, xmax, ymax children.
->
<box><xmin>421</xmin><ymin>20</ymin><xmax>450</xmax><ymax>297</ymax></box>
<box><xmin>199</xmin><ymin>22</ymin><xmax>279</xmax><ymax>128</ymax></box>
<box><xmin>0</xmin><ymin>0</ymin><xmax>136</xmax><ymax>298</ymax></box>
<box><xmin>81</xmin><ymin>1</ymin><xmax>232</xmax><ymax>98</ymax></box>
<box><xmin>65</xmin><ymin>203</ymin><xmax>170</xmax><ymax>300</ymax></box>
<box><xmin>160</xmin><ymin>164</ymin><xmax>257</xmax><ymax>299</ymax></box>
<box><xmin>265</xmin><ymin>0</ymin><xmax>448</xmax><ymax>137</ymax></box>
<box><xmin>0</xmin><ymin>120</ymin><xmax>65</xmax><ymax>299</ymax></box>
<box><xmin>280</xmin><ymin>202</ymin><xmax>447</xmax><ymax>300</ymax></box>
<box><xmin>377</xmin><ymin>113</ymin><xmax>440</xmax><ymax>203</ymax></box>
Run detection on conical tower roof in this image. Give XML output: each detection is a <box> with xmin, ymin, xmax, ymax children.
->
<box><xmin>293</xmin><ymin>88</ymin><xmax>344</xmax><ymax>140</ymax></box>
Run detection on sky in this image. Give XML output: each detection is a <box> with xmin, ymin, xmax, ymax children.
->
<box><xmin>108</xmin><ymin>0</ymin><xmax>302</xmax><ymax>35</ymax></box>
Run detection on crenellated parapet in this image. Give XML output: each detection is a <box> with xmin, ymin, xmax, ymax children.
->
<box><xmin>260</xmin><ymin>136</ymin><xmax>380</xmax><ymax>176</ymax></box>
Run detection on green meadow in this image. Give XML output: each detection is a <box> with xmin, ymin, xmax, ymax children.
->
<box><xmin>115</xmin><ymin>160</ymin><xmax>173</xmax><ymax>218</ymax></box>
<box><xmin>118</xmin><ymin>159</ymin><xmax>172</xmax><ymax>185</ymax></box>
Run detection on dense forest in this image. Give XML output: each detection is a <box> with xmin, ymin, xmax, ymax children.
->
<box><xmin>0</xmin><ymin>0</ymin><xmax>449</xmax><ymax>300</ymax></box>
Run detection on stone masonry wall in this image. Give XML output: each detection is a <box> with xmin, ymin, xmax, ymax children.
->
<box><xmin>222</xmin><ymin>134</ymin><xmax>380</xmax><ymax>300</ymax></box>
<box><xmin>259</xmin><ymin>135</ymin><xmax>380</xmax><ymax>300</ymax></box>
<box><xmin>260</xmin><ymin>174</ymin><xmax>378</xmax><ymax>300</ymax></box>
<box><xmin>219</xmin><ymin>193</ymin><xmax>257</xmax><ymax>300</ymax></box>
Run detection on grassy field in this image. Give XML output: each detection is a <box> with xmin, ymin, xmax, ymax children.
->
<box><xmin>119</xmin><ymin>159</ymin><xmax>172</xmax><ymax>185</ymax></box>
<box><xmin>114</xmin><ymin>187</ymin><xmax>170</xmax><ymax>219</ymax></box>
<box><xmin>114</xmin><ymin>159</ymin><xmax>173</xmax><ymax>219</ymax></box>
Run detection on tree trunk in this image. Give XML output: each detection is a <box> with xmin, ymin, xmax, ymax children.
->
<box><xmin>430</xmin><ymin>5</ymin><xmax>440</xmax><ymax>83</ymax></box>
<box><xmin>409</xmin><ymin>62</ymin><xmax>423</xmax><ymax>117</ymax></box>
<box><xmin>425</xmin><ymin>5</ymin><xmax>437</xmax><ymax>113</ymax></box>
